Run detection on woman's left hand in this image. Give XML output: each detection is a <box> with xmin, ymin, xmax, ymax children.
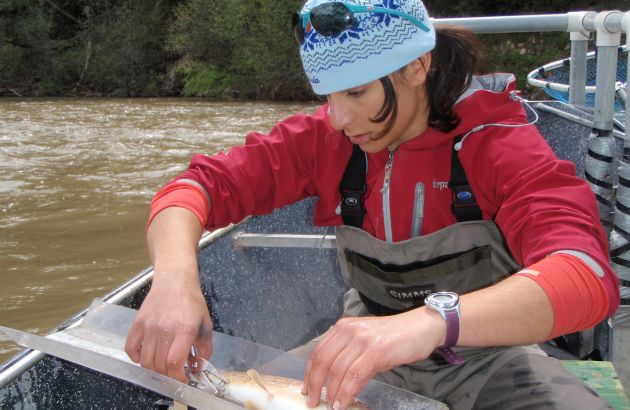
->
<box><xmin>301</xmin><ymin>307</ymin><xmax>445</xmax><ymax>410</ymax></box>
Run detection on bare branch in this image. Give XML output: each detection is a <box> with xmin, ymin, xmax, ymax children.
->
<box><xmin>73</xmin><ymin>40</ymin><xmax>92</xmax><ymax>93</ymax></box>
<box><xmin>41</xmin><ymin>0</ymin><xmax>82</xmax><ymax>25</ymax></box>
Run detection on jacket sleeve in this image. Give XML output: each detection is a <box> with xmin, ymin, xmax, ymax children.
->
<box><xmin>464</xmin><ymin>123</ymin><xmax>620</xmax><ymax>318</ymax></box>
<box><xmin>173</xmin><ymin>106</ymin><xmax>331</xmax><ymax>230</ymax></box>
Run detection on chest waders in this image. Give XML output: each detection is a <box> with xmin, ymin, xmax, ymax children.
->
<box><xmin>336</xmin><ymin>137</ymin><xmax>547</xmax><ymax>408</ymax></box>
<box><xmin>338</xmin><ymin>136</ymin><xmax>520</xmax><ymax>314</ymax></box>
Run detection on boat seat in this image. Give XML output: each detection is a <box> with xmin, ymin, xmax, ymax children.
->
<box><xmin>529</xmin><ymin>101</ymin><xmax>592</xmax><ymax>178</ymax></box>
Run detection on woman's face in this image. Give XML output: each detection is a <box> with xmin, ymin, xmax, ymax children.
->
<box><xmin>326</xmin><ymin>59</ymin><xmax>430</xmax><ymax>153</ymax></box>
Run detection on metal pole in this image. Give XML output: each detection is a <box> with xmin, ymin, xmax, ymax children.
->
<box><xmin>569</xmin><ymin>36</ymin><xmax>589</xmax><ymax>106</ymax></box>
<box><xmin>432</xmin><ymin>11</ymin><xmax>628</xmax><ymax>34</ymax></box>
<box><xmin>625</xmin><ymin>12</ymin><xmax>630</xmax><ymax>135</ymax></box>
<box><xmin>567</xmin><ymin>12</ymin><xmax>596</xmax><ymax>106</ymax></box>
<box><xmin>610</xmin><ymin>12</ymin><xmax>630</xmax><ymax>303</ymax></box>
<box><xmin>593</xmin><ymin>46</ymin><xmax>620</xmax><ymax>131</ymax></box>
<box><xmin>433</xmin><ymin>14</ymin><xmax>570</xmax><ymax>33</ymax></box>
<box><xmin>586</xmin><ymin>12</ymin><xmax>622</xmax><ymax>233</ymax></box>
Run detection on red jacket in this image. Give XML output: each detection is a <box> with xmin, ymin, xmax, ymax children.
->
<box><xmin>177</xmin><ymin>74</ymin><xmax>619</xmax><ymax>317</ymax></box>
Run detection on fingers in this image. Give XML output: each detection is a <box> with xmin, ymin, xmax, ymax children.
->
<box><xmin>323</xmin><ymin>346</ymin><xmax>364</xmax><ymax>408</ymax></box>
<box><xmin>302</xmin><ymin>319</ymin><xmax>382</xmax><ymax>410</ymax></box>
<box><xmin>123</xmin><ymin>281</ymin><xmax>214</xmax><ymax>382</ymax></box>
<box><xmin>304</xmin><ymin>323</ymin><xmax>368</xmax><ymax>408</ymax></box>
<box><xmin>125</xmin><ymin>314</ymin><xmax>203</xmax><ymax>382</ymax></box>
<box><xmin>139</xmin><ymin>325</ymin><xmax>158</xmax><ymax>372</ymax></box>
<box><xmin>302</xmin><ymin>324</ymin><xmax>343</xmax><ymax>401</ymax></box>
<box><xmin>124</xmin><ymin>318</ymin><xmax>144</xmax><ymax>363</ymax></box>
<box><xmin>305</xmin><ymin>344</ymin><xmax>374</xmax><ymax>410</ymax></box>
<box><xmin>327</xmin><ymin>356</ymin><xmax>373</xmax><ymax>410</ymax></box>
<box><xmin>195</xmin><ymin>319</ymin><xmax>214</xmax><ymax>360</ymax></box>
<box><xmin>127</xmin><ymin>319</ymin><xmax>211</xmax><ymax>384</ymax></box>
<box><xmin>167</xmin><ymin>331</ymin><xmax>197</xmax><ymax>382</ymax></box>
<box><xmin>154</xmin><ymin>326</ymin><xmax>176</xmax><ymax>375</ymax></box>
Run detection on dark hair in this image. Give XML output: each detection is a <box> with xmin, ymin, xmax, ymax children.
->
<box><xmin>372</xmin><ymin>26</ymin><xmax>480</xmax><ymax>136</ymax></box>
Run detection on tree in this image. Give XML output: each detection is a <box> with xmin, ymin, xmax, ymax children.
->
<box><xmin>1</xmin><ymin>0</ymin><xmax>58</xmax><ymax>95</ymax></box>
<box><xmin>1</xmin><ymin>0</ymin><xmax>628</xmax><ymax>98</ymax></box>
<box><xmin>79</xmin><ymin>0</ymin><xmax>175</xmax><ymax>96</ymax></box>
<box><xmin>166</xmin><ymin>0</ymin><xmax>309</xmax><ymax>99</ymax></box>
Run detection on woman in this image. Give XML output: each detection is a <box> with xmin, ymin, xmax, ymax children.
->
<box><xmin>125</xmin><ymin>1</ymin><xmax>620</xmax><ymax>409</ymax></box>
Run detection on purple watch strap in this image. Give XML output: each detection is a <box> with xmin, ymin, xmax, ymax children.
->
<box><xmin>437</xmin><ymin>347</ymin><xmax>464</xmax><ymax>365</ymax></box>
<box><xmin>443</xmin><ymin>309</ymin><xmax>460</xmax><ymax>347</ymax></box>
<box><xmin>437</xmin><ymin>308</ymin><xmax>464</xmax><ymax>365</ymax></box>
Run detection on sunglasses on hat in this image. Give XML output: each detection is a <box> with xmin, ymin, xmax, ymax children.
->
<box><xmin>293</xmin><ymin>1</ymin><xmax>430</xmax><ymax>45</ymax></box>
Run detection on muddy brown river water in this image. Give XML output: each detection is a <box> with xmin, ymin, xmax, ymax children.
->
<box><xmin>0</xmin><ymin>98</ymin><xmax>319</xmax><ymax>363</ymax></box>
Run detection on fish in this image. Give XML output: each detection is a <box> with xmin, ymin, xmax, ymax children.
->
<box><xmin>221</xmin><ymin>369</ymin><xmax>370</xmax><ymax>410</ymax></box>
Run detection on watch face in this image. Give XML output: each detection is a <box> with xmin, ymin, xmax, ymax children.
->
<box><xmin>427</xmin><ymin>291</ymin><xmax>459</xmax><ymax>309</ymax></box>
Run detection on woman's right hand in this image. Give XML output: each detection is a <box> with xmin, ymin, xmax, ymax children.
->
<box><xmin>124</xmin><ymin>275</ymin><xmax>213</xmax><ymax>383</ymax></box>
<box><xmin>124</xmin><ymin>206</ymin><xmax>211</xmax><ymax>383</ymax></box>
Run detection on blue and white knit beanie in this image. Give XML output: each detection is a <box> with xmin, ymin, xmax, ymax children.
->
<box><xmin>298</xmin><ymin>0</ymin><xmax>436</xmax><ymax>95</ymax></box>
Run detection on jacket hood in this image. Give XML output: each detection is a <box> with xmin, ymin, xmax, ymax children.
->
<box><xmin>317</xmin><ymin>73</ymin><xmax>527</xmax><ymax>153</ymax></box>
<box><xmin>400</xmin><ymin>73</ymin><xmax>527</xmax><ymax>151</ymax></box>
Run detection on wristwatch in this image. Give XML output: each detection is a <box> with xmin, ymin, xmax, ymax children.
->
<box><xmin>424</xmin><ymin>291</ymin><xmax>464</xmax><ymax>365</ymax></box>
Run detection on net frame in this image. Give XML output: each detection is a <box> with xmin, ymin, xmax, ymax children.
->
<box><xmin>527</xmin><ymin>45</ymin><xmax>627</xmax><ymax>111</ymax></box>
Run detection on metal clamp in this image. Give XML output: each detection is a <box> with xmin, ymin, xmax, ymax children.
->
<box><xmin>186</xmin><ymin>346</ymin><xmax>229</xmax><ymax>397</ymax></box>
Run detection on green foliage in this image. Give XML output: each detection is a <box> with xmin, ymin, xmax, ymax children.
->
<box><xmin>80</xmin><ymin>0</ymin><xmax>174</xmax><ymax>96</ymax></box>
<box><xmin>0</xmin><ymin>0</ymin><xmax>56</xmax><ymax>95</ymax></box>
<box><xmin>0</xmin><ymin>0</ymin><xmax>53</xmax><ymax>46</ymax></box>
<box><xmin>179</xmin><ymin>64</ymin><xmax>228</xmax><ymax>97</ymax></box>
<box><xmin>0</xmin><ymin>0</ymin><xmax>627</xmax><ymax>98</ymax></box>
<box><xmin>167</xmin><ymin>0</ymin><xmax>233</xmax><ymax>64</ymax></box>
<box><xmin>167</xmin><ymin>0</ymin><xmax>309</xmax><ymax>99</ymax></box>
<box><xmin>226</xmin><ymin>0</ymin><xmax>308</xmax><ymax>99</ymax></box>
<box><xmin>0</xmin><ymin>0</ymin><xmax>175</xmax><ymax>96</ymax></box>
<box><xmin>476</xmin><ymin>32</ymin><xmax>571</xmax><ymax>91</ymax></box>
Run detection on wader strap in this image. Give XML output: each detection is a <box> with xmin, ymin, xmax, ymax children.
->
<box><xmin>451</xmin><ymin>135</ymin><xmax>482</xmax><ymax>222</ymax></box>
<box><xmin>340</xmin><ymin>135</ymin><xmax>482</xmax><ymax>229</ymax></box>
<box><xmin>339</xmin><ymin>144</ymin><xmax>367</xmax><ymax>228</ymax></box>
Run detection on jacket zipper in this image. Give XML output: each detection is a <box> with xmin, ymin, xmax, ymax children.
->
<box><xmin>411</xmin><ymin>182</ymin><xmax>424</xmax><ymax>238</ymax></box>
<box><xmin>381</xmin><ymin>150</ymin><xmax>395</xmax><ymax>243</ymax></box>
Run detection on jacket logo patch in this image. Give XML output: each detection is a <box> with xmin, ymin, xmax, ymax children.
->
<box><xmin>385</xmin><ymin>285</ymin><xmax>436</xmax><ymax>303</ymax></box>
<box><xmin>433</xmin><ymin>180</ymin><xmax>449</xmax><ymax>190</ymax></box>
<box><xmin>344</xmin><ymin>197</ymin><xmax>359</xmax><ymax>206</ymax></box>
